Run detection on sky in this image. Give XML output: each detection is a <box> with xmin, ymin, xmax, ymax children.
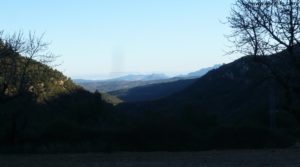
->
<box><xmin>0</xmin><ymin>0</ymin><xmax>238</xmax><ymax>79</ymax></box>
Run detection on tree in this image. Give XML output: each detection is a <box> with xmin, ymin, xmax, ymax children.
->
<box><xmin>227</xmin><ymin>1</ymin><xmax>266</xmax><ymax>56</ymax></box>
<box><xmin>0</xmin><ymin>30</ymin><xmax>57</xmax><ymax>145</ymax></box>
<box><xmin>227</xmin><ymin>0</ymin><xmax>300</xmax><ymax>57</ymax></box>
<box><xmin>227</xmin><ymin>0</ymin><xmax>300</xmax><ymax>131</ymax></box>
<box><xmin>0</xmin><ymin>30</ymin><xmax>57</xmax><ymax>97</ymax></box>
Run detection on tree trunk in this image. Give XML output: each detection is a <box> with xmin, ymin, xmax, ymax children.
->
<box><xmin>10</xmin><ymin>112</ymin><xmax>17</xmax><ymax>145</ymax></box>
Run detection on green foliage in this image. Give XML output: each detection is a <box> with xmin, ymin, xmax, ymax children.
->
<box><xmin>0</xmin><ymin>54</ymin><xmax>79</xmax><ymax>102</ymax></box>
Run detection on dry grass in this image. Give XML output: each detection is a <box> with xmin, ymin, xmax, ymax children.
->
<box><xmin>0</xmin><ymin>149</ymin><xmax>300</xmax><ymax>167</ymax></box>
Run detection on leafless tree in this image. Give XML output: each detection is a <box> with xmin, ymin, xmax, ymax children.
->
<box><xmin>227</xmin><ymin>0</ymin><xmax>300</xmax><ymax>56</ymax></box>
<box><xmin>227</xmin><ymin>0</ymin><xmax>267</xmax><ymax>57</ymax></box>
<box><xmin>0</xmin><ymin>30</ymin><xmax>58</xmax><ymax>145</ymax></box>
<box><xmin>227</xmin><ymin>0</ymin><xmax>300</xmax><ymax>130</ymax></box>
<box><xmin>0</xmin><ymin>30</ymin><xmax>57</xmax><ymax>96</ymax></box>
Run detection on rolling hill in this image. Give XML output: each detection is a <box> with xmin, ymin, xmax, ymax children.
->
<box><xmin>107</xmin><ymin>65</ymin><xmax>222</xmax><ymax>102</ymax></box>
<box><xmin>109</xmin><ymin>78</ymin><xmax>196</xmax><ymax>102</ymax></box>
<box><xmin>112</xmin><ymin>48</ymin><xmax>300</xmax><ymax>149</ymax></box>
<box><xmin>0</xmin><ymin>54</ymin><xmax>121</xmax><ymax>105</ymax></box>
<box><xmin>0</xmin><ymin>47</ymin><xmax>119</xmax><ymax>149</ymax></box>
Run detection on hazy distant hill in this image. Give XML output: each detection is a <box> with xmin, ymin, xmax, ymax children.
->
<box><xmin>73</xmin><ymin>74</ymin><xmax>171</xmax><ymax>93</ymax></box>
<box><xmin>75</xmin><ymin>65</ymin><xmax>219</xmax><ymax>93</ymax></box>
<box><xmin>111</xmin><ymin>73</ymin><xmax>169</xmax><ymax>81</ymax></box>
<box><xmin>73</xmin><ymin>73</ymin><xmax>169</xmax><ymax>83</ymax></box>
<box><xmin>183</xmin><ymin>64</ymin><xmax>221</xmax><ymax>78</ymax></box>
<box><xmin>106</xmin><ymin>65</ymin><xmax>221</xmax><ymax>102</ymax></box>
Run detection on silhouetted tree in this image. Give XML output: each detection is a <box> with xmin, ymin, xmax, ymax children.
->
<box><xmin>227</xmin><ymin>0</ymin><xmax>300</xmax><ymax>131</ymax></box>
<box><xmin>227</xmin><ymin>0</ymin><xmax>300</xmax><ymax>56</ymax></box>
<box><xmin>227</xmin><ymin>1</ymin><xmax>266</xmax><ymax>56</ymax></box>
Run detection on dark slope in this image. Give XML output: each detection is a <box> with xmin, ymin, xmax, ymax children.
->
<box><xmin>113</xmin><ymin>50</ymin><xmax>300</xmax><ymax>149</ymax></box>
<box><xmin>97</xmin><ymin>65</ymin><xmax>221</xmax><ymax>102</ymax></box>
<box><xmin>0</xmin><ymin>52</ymin><xmax>118</xmax><ymax>151</ymax></box>
<box><xmin>167</xmin><ymin>52</ymin><xmax>300</xmax><ymax>122</ymax></box>
<box><xmin>120</xmin><ymin>51</ymin><xmax>300</xmax><ymax>122</ymax></box>
<box><xmin>108</xmin><ymin>79</ymin><xmax>196</xmax><ymax>102</ymax></box>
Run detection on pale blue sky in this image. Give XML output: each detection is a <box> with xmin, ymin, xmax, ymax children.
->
<box><xmin>0</xmin><ymin>0</ymin><xmax>237</xmax><ymax>79</ymax></box>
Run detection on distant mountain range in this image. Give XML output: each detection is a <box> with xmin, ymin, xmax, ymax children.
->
<box><xmin>74</xmin><ymin>73</ymin><xmax>168</xmax><ymax>83</ymax></box>
<box><xmin>107</xmin><ymin>64</ymin><xmax>223</xmax><ymax>102</ymax></box>
<box><xmin>74</xmin><ymin>64</ymin><xmax>221</xmax><ymax>93</ymax></box>
<box><xmin>111</xmin><ymin>73</ymin><xmax>169</xmax><ymax>81</ymax></box>
<box><xmin>183</xmin><ymin>64</ymin><xmax>222</xmax><ymax>78</ymax></box>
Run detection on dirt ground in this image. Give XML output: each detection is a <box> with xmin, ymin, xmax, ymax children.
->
<box><xmin>0</xmin><ymin>149</ymin><xmax>300</xmax><ymax>167</ymax></box>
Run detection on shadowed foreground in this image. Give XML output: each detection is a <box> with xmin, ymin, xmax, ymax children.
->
<box><xmin>1</xmin><ymin>149</ymin><xmax>300</xmax><ymax>167</ymax></box>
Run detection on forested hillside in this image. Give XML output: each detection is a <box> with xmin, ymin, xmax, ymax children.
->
<box><xmin>113</xmin><ymin>49</ymin><xmax>300</xmax><ymax>150</ymax></box>
<box><xmin>0</xmin><ymin>33</ymin><xmax>117</xmax><ymax>152</ymax></box>
<box><xmin>1</xmin><ymin>34</ymin><xmax>300</xmax><ymax>152</ymax></box>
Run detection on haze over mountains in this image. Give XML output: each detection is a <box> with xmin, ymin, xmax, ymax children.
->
<box><xmin>74</xmin><ymin>73</ymin><xmax>169</xmax><ymax>83</ymax></box>
<box><xmin>75</xmin><ymin>64</ymin><xmax>221</xmax><ymax>93</ymax></box>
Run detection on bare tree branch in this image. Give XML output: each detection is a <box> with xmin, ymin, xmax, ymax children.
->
<box><xmin>0</xmin><ymin>30</ymin><xmax>58</xmax><ymax>96</ymax></box>
<box><xmin>227</xmin><ymin>0</ymin><xmax>300</xmax><ymax>57</ymax></box>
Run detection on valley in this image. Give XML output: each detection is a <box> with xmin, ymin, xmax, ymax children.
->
<box><xmin>1</xmin><ymin>0</ymin><xmax>300</xmax><ymax>166</ymax></box>
<box><xmin>75</xmin><ymin>65</ymin><xmax>221</xmax><ymax>102</ymax></box>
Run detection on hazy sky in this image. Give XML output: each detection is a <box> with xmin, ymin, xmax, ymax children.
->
<box><xmin>1</xmin><ymin>0</ymin><xmax>238</xmax><ymax>79</ymax></box>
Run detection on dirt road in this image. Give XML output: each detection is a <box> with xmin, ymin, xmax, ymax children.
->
<box><xmin>0</xmin><ymin>149</ymin><xmax>300</xmax><ymax>167</ymax></box>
